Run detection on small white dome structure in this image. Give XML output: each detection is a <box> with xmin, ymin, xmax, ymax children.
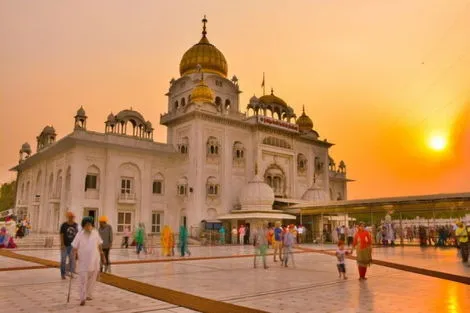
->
<box><xmin>239</xmin><ymin>174</ymin><xmax>275</xmax><ymax>211</ymax></box>
<box><xmin>302</xmin><ymin>181</ymin><xmax>328</xmax><ymax>203</ymax></box>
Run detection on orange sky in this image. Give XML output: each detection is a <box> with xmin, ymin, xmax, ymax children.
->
<box><xmin>1</xmin><ymin>1</ymin><xmax>469</xmax><ymax>199</ymax></box>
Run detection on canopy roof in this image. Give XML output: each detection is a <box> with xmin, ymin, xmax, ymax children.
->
<box><xmin>288</xmin><ymin>192</ymin><xmax>470</xmax><ymax>215</ymax></box>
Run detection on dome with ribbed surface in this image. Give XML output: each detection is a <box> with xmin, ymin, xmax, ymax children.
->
<box><xmin>258</xmin><ymin>89</ymin><xmax>288</xmax><ymax>107</ymax></box>
<box><xmin>296</xmin><ymin>106</ymin><xmax>313</xmax><ymax>132</ymax></box>
<box><xmin>239</xmin><ymin>173</ymin><xmax>275</xmax><ymax>211</ymax></box>
<box><xmin>191</xmin><ymin>79</ymin><xmax>214</xmax><ymax>103</ymax></box>
<box><xmin>179</xmin><ymin>17</ymin><xmax>227</xmax><ymax>77</ymax></box>
<box><xmin>76</xmin><ymin>106</ymin><xmax>86</xmax><ymax>117</ymax></box>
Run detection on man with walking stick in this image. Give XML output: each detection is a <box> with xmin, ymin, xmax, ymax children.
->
<box><xmin>71</xmin><ymin>216</ymin><xmax>106</xmax><ymax>306</ymax></box>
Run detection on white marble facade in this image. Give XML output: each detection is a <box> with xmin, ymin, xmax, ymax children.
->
<box><xmin>11</xmin><ymin>18</ymin><xmax>349</xmax><ymax>234</ymax></box>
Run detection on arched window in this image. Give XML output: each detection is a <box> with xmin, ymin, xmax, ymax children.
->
<box><xmin>264</xmin><ymin>164</ymin><xmax>286</xmax><ymax>197</ymax></box>
<box><xmin>55</xmin><ymin>170</ymin><xmax>63</xmax><ymax>197</ymax></box>
<box><xmin>206</xmin><ymin>176</ymin><xmax>219</xmax><ymax>197</ymax></box>
<box><xmin>233</xmin><ymin>141</ymin><xmax>245</xmax><ymax>162</ymax></box>
<box><xmin>174</xmin><ymin>101</ymin><xmax>179</xmax><ymax>111</ymax></box>
<box><xmin>225</xmin><ymin>99</ymin><xmax>231</xmax><ymax>111</ymax></box>
<box><xmin>297</xmin><ymin>153</ymin><xmax>307</xmax><ymax>173</ymax></box>
<box><xmin>152</xmin><ymin>173</ymin><xmax>164</xmax><ymax>195</ymax></box>
<box><xmin>85</xmin><ymin>165</ymin><xmax>100</xmax><ymax>191</ymax></box>
<box><xmin>177</xmin><ymin>177</ymin><xmax>188</xmax><ymax>196</ymax></box>
<box><xmin>215</xmin><ymin>97</ymin><xmax>222</xmax><ymax>106</ymax></box>
<box><xmin>48</xmin><ymin>173</ymin><xmax>54</xmax><ymax>198</ymax></box>
<box><xmin>207</xmin><ymin>136</ymin><xmax>220</xmax><ymax>157</ymax></box>
<box><xmin>181</xmin><ymin>98</ymin><xmax>186</xmax><ymax>107</ymax></box>
<box><xmin>178</xmin><ymin>137</ymin><xmax>189</xmax><ymax>155</ymax></box>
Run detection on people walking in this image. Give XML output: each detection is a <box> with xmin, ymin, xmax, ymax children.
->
<box><xmin>98</xmin><ymin>216</ymin><xmax>113</xmax><ymax>273</ymax></box>
<box><xmin>134</xmin><ymin>223</ymin><xmax>145</xmax><ymax>255</ymax></box>
<box><xmin>282</xmin><ymin>225</ymin><xmax>295</xmax><ymax>267</ymax></box>
<box><xmin>179</xmin><ymin>225</ymin><xmax>191</xmax><ymax>257</ymax></box>
<box><xmin>347</xmin><ymin>226</ymin><xmax>355</xmax><ymax>247</ymax></box>
<box><xmin>273</xmin><ymin>221</ymin><xmax>283</xmax><ymax>262</ymax></box>
<box><xmin>253</xmin><ymin>223</ymin><xmax>269</xmax><ymax>269</ymax></box>
<box><xmin>455</xmin><ymin>221</ymin><xmax>469</xmax><ymax>264</ymax></box>
<box><xmin>72</xmin><ymin>216</ymin><xmax>106</xmax><ymax>306</ymax></box>
<box><xmin>161</xmin><ymin>225</ymin><xmax>172</xmax><ymax>256</ymax></box>
<box><xmin>121</xmin><ymin>226</ymin><xmax>130</xmax><ymax>248</ymax></box>
<box><xmin>231</xmin><ymin>226</ymin><xmax>238</xmax><ymax>244</ymax></box>
<box><xmin>60</xmin><ymin>211</ymin><xmax>78</xmax><ymax>279</ymax></box>
<box><xmin>352</xmin><ymin>222</ymin><xmax>372</xmax><ymax>280</ymax></box>
<box><xmin>219</xmin><ymin>225</ymin><xmax>226</xmax><ymax>245</ymax></box>
<box><xmin>238</xmin><ymin>225</ymin><xmax>245</xmax><ymax>245</ymax></box>
<box><xmin>336</xmin><ymin>240</ymin><xmax>349</xmax><ymax>280</ymax></box>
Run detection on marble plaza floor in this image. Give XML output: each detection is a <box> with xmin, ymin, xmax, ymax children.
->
<box><xmin>1</xmin><ymin>245</ymin><xmax>469</xmax><ymax>313</ymax></box>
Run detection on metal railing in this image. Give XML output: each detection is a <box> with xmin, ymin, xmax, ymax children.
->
<box><xmin>118</xmin><ymin>192</ymin><xmax>136</xmax><ymax>201</ymax></box>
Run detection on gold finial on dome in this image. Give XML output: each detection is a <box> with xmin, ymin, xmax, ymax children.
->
<box><xmin>179</xmin><ymin>16</ymin><xmax>228</xmax><ymax>77</ymax></box>
<box><xmin>202</xmin><ymin>15</ymin><xmax>208</xmax><ymax>37</ymax></box>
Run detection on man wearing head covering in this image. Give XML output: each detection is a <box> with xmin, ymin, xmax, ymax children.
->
<box><xmin>455</xmin><ymin>221</ymin><xmax>469</xmax><ymax>264</ymax></box>
<box><xmin>282</xmin><ymin>225</ymin><xmax>295</xmax><ymax>268</ymax></box>
<box><xmin>72</xmin><ymin>216</ymin><xmax>105</xmax><ymax>306</ymax></box>
<box><xmin>272</xmin><ymin>221</ymin><xmax>283</xmax><ymax>262</ymax></box>
<box><xmin>98</xmin><ymin>216</ymin><xmax>113</xmax><ymax>273</ymax></box>
<box><xmin>59</xmin><ymin>211</ymin><xmax>78</xmax><ymax>279</ymax></box>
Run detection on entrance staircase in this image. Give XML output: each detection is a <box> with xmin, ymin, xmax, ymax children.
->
<box><xmin>15</xmin><ymin>233</ymin><xmax>61</xmax><ymax>249</ymax></box>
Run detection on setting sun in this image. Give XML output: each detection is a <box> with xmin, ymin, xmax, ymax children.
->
<box><xmin>429</xmin><ymin>135</ymin><xmax>447</xmax><ymax>151</ymax></box>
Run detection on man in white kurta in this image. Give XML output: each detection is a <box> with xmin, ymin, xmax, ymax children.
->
<box><xmin>71</xmin><ymin>217</ymin><xmax>104</xmax><ymax>306</ymax></box>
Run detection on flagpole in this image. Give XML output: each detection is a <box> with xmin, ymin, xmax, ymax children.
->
<box><xmin>262</xmin><ymin>72</ymin><xmax>265</xmax><ymax>95</ymax></box>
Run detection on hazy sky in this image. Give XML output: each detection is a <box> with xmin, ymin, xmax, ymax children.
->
<box><xmin>1</xmin><ymin>1</ymin><xmax>469</xmax><ymax>199</ymax></box>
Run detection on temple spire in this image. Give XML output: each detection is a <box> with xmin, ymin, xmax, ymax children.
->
<box><xmin>202</xmin><ymin>15</ymin><xmax>208</xmax><ymax>37</ymax></box>
<box><xmin>302</xmin><ymin>105</ymin><xmax>305</xmax><ymax>114</ymax></box>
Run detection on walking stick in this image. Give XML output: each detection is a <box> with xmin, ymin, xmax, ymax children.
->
<box><xmin>67</xmin><ymin>270</ymin><xmax>73</xmax><ymax>303</ymax></box>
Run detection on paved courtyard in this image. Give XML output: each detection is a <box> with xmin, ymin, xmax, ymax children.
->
<box><xmin>1</xmin><ymin>245</ymin><xmax>469</xmax><ymax>313</ymax></box>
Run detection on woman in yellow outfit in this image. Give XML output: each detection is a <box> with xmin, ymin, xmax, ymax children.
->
<box><xmin>161</xmin><ymin>226</ymin><xmax>172</xmax><ymax>256</ymax></box>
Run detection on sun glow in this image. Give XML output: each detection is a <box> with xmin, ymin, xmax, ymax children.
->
<box><xmin>428</xmin><ymin>134</ymin><xmax>447</xmax><ymax>151</ymax></box>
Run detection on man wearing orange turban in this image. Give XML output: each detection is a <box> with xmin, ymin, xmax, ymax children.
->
<box><xmin>98</xmin><ymin>216</ymin><xmax>113</xmax><ymax>273</ymax></box>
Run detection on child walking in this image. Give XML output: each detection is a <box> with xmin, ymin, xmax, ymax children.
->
<box><xmin>336</xmin><ymin>240</ymin><xmax>349</xmax><ymax>280</ymax></box>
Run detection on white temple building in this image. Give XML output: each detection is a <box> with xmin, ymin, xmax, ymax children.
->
<box><xmin>11</xmin><ymin>17</ymin><xmax>350</xmax><ymax>235</ymax></box>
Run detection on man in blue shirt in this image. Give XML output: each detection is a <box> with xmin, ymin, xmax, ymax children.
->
<box><xmin>273</xmin><ymin>221</ymin><xmax>283</xmax><ymax>262</ymax></box>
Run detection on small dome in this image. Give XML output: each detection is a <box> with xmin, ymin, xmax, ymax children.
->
<box><xmin>107</xmin><ymin>113</ymin><xmax>115</xmax><ymax>121</ymax></box>
<box><xmin>179</xmin><ymin>17</ymin><xmax>228</xmax><ymax>78</ymax></box>
<box><xmin>302</xmin><ymin>183</ymin><xmax>328</xmax><ymax>202</ymax></box>
<box><xmin>76</xmin><ymin>106</ymin><xmax>86</xmax><ymax>117</ymax></box>
<box><xmin>296</xmin><ymin>106</ymin><xmax>313</xmax><ymax>132</ymax></box>
<box><xmin>146</xmin><ymin>120</ymin><xmax>153</xmax><ymax>128</ymax></box>
<box><xmin>116</xmin><ymin>109</ymin><xmax>145</xmax><ymax>121</ymax></box>
<box><xmin>249</xmin><ymin>95</ymin><xmax>258</xmax><ymax>103</ymax></box>
<box><xmin>239</xmin><ymin>174</ymin><xmax>275</xmax><ymax>211</ymax></box>
<box><xmin>20</xmin><ymin>142</ymin><xmax>32</xmax><ymax>154</ymax></box>
<box><xmin>42</xmin><ymin>126</ymin><xmax>56</xmax><ymax>135</ymax></box>
<box><xmin>258</xmin><ymin>89</ymin><xmax>288</xmax><ymax>107</ymax></box>
<box><xmin>191</xmin><ymin>79</ymin><xmax>214</xmax><ymax>103</ymax></box>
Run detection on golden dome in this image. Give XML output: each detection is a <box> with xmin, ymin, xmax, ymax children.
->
<box><xmin>258</xmin><ymin>89</ymin><xmax>288</xmax><ymax>107</ymax></box>
<box><xmin>296</xmin><ymin>106</ymin><xmax>314</xmax><ymax>132</ymax></box>
<box><xmin>191</xmin><ymin>79</ymin><xmax>214</xmax><ymax>103</ymax></box>
<box><xmin>179</xmin><ymin>16</ymin><xmax>228</xmax><ymax>77</ymax></box>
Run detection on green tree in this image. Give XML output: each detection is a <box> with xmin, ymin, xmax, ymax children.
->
<box><xmin>0</xmin><ymin>181</ymin><xmax>16</xmax><ymax>212</ymax></box>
